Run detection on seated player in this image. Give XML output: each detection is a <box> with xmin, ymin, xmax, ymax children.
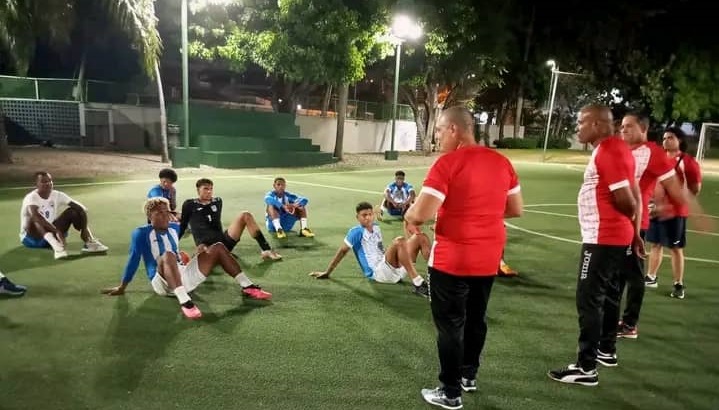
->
<box><xmin>102</xmin><ymin>197</ymin><xmax>272</xmax><ymax>320</ymax></box>
<box><xmin>309</xmin><ymin>201</ymin><xmax>430</xmax><ymax>297</ymax></box>
<box><xmin>179</xmin><ymin>178</ymin><xmax>281</xmax><ymax>261</ymax></box>
<box><xmin>0</xmin><ymin>269</ymin><xmax>27</xmax><ymax>297</ymax></box>
<box><xmin>376</xmin><ymin>170</ymin><xmax>416</xmax><ymax>221</ymax></box>
<box><xmin>147</xmin><ymin>168</ymin><xmax>179</xmax><ymax>221</ymax></box>
<box><xmin>265</xmin><ymin>177</ymin><xmax>315</xmax><ymax>238</ymax></box>
<box><xmin>20</xmin><ymin>171</ymin><xmax>108</xmax><ymax>259</ymax></box>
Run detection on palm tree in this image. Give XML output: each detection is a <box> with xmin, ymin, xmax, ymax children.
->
<box><xmin>0</xmin><ymin>0</ymin><xmax>166</xmax><ymax>164</ymax></box>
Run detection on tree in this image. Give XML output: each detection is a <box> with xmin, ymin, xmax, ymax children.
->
<box><xmin>0</xmin><ymin>0</ymin><xmax>164</xmax><ymax>163</ymax></box>
<box><xmin>187</xmin><ymin>0</ymin><xmax>388</xmax><ymax>159</ymax></box>
<box><xmin>391</xmin><ymin>0</ymin><xmax>513</xmax><ymax>154</ymax></box>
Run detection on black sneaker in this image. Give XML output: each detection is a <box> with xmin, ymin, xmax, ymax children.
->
<box><xmin>460</xmin><ymin>377</ymin><xmax>476</xmax><ymax>392</ymax></box>
<box><xmin>548</xmin><ymin>364</ymin><xmax>598</xmax><ymax>386</ymax></box>
<box><xmin>0</xmin><ymin>277</ymin><xmax>27</xmax><ymax>296</ymax></box>
<box><xmin>596</xmin><ymin>350</ymin><xmax>618</xmax><ymax>367</ymax></box>
<box><xmin>420</xmin><ymin>387</ymin><xmax>462</xmax><ymax>410</ymax></box>
<box><xmin>670</xmin><ymin>283</ymin><xmax>685</xmax><ymax>299</ymax></box>
<box><xmin>644</xmin><ymin>275</ymin><xmax>658</xmax><ymax>288</ymax></box>
<box><xmin>413</xmin><ymin>282</ymin><xmax>429</xmax><ymax>298</ymax></box>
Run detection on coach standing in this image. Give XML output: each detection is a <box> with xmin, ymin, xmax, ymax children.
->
<box><xmin>406</xmin><ymin>106</ymin><xmax>523</xmax><ymax>409</ymax></box>
<box><xmin>548</xmin><ymin>104</ymin><xmax>642</xmax><ymax>386</ymax></box>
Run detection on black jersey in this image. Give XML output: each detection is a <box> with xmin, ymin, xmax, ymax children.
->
<box><xmin>179</xmin><ymin>197</ymin><xmax>224</xmax><ymax>245</ymax></box>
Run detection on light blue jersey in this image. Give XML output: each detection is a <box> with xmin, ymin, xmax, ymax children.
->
<box><xmin>385</xmin><ymin>182</ymin><xmax>414</xmax><ymax>205</ymax></box>
<box><xmin>344</xmin><ymin>224</ymin><xmax>385</xmax><ymax>279</ymax></box>
<box><xmin>121</xmin><ymin>222</ymin><xmax>182</xmax><ymax>284</ymax></box>
<box><xmin>264</xmin><ymin>190</ymin><xmax>309</xmax><ymax>232</ymax></box>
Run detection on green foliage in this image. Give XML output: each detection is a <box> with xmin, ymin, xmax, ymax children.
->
<box><xmin>189</xmin><ymin>0</ymin><xmax>387</xmax><ymax>85</ymax></box>
<box><xmin>493</xmin><ymin>137</ymin><xmax>538</xmax><ymax>149</ymax></box>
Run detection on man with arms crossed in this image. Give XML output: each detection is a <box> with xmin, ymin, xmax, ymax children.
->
<box><xmin>405</xmin><ymin>106</ymin><xmax>523</xmax><ymax>409</ymax></box>
<box><xmin>549</xmin><ymin>104</ymin><xmax>642</xmax><ymax>386</ymax></box>
<box><xmin>616</xmin><ymin>113</ymin><xmax>685</xmax><ymax>338</ymax></box>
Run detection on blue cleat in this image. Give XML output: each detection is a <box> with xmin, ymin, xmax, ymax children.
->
<box><xmin>0</xmin><ymin>277</ymin><xmax>27</xmax><ymax>297</ymax></box>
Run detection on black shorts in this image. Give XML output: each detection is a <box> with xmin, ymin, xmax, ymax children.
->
<box><xmin>645</xmin><ymin>217</ymin><xmax>686</xmax><ymax>248</ymax></box>
<box><xmin>199</xmin><ymin>230</ymin><xmax>237</xmax><ymax>251</ymax></box>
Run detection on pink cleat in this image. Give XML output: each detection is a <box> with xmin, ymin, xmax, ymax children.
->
<box><xmin>242</xmin><ymin>285</ymin><xmax>272</xmax><ymax>300</ymax></box>
<box><xmin>181</xmin><ymin>304</ymin><xmax>203</xmax><ymax>319</ymax></box>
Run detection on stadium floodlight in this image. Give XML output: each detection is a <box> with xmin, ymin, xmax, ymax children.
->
<box><xmin>541</xmin><ymin>60</ymin><xmax>586</xmax><ymax>162</ymax></box>
<box><xmin>385</xmin><ymin>15</ymin><xmax>422</xmax><ymax>161</ymax></box>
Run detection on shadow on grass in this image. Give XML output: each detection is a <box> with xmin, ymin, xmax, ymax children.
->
<box><xmin>273</xmin><ymin>233</ymin><xmax>328</xmax><ymax>251</ymax></box>
<box><xmin>94</xmin><ymin>297</ymin><xmax>185</xmax><ymax>399</ymax></box>
<box><xmin>330</xmin><ymin>277</ymin><xmax>429</xmax><ymax>321</ymax></box>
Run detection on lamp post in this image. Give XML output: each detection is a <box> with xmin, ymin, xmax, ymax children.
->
<box><xmin>541</xmin><ymin>60</ymin><xmax>585</xmax><ymax>162</ymax></box>
<box><xmin>181</xmin><ymin>0</ymin><xmax>189</xmax><ymax>147</ymax></box>
<box><xmin>181</xmin><ymin>0</ymin><xmax>234</xmax><ymax>148</ymax></box>
<box><xmin>385</xmin><ymin>15</ymin><xmax>421</xmax><ymax>161</ymax></box>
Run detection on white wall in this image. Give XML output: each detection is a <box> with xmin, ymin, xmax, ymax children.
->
<box><xmin>296</xmin><ymin>116</ymin><xmax>418</xmax><ymax>153</ymax></box>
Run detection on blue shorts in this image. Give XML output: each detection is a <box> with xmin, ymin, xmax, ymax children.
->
<box><xmin>266</xmin><ymin>213</ymin><xmax>298</xmax><ymax>232</ymax></box>
<box><xmin>646</xmin><ymin>217</ymin><xmax>686</xmax><ymax>248</ymax></box>
<box><xmin>21</xmin><ymin>231</ymin><xmax>68</xmax><ymax>249</ymax></box>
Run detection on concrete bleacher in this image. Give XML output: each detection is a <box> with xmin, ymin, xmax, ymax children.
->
<box><xmin>168</xmin><ymin>102</ymin><xmax>335</xmax><ymax>168</ymax></box>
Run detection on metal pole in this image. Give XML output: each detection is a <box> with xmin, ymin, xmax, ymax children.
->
<box><xmin>389</xmin><ymin>42</ymin><xmax>401</xmax><ymax>158</ymax></box>
<box><xmin>181</xmin><ymin>0</ymin><xmax>190</xmax><ymax>148</ymax></box>
<box><xmin>542</xmin><ymin>69</ymin><xmax>559</xmax><ymax>162</ymax></box>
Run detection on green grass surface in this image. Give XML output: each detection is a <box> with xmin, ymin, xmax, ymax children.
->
<box><xmin>1</xmin><ymin>158</ymin><xmax>718</xmax><ymax>410</ymax></box>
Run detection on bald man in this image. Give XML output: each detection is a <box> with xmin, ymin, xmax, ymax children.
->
<box><xmin>406</xmin><ymin>106</ymin><xmax>523</xmax><ymax>408</ymax></box>
<box><xmin>548</xmin><ymin>104</ymin><xmax>642</xmax><ymax>387</ymax></box>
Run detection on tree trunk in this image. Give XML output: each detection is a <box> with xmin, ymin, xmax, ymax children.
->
<box><xmin>321</xmin><ymin>84</ymin><xmax>333</xmax><ymax>117</ymax></box>
<box><xmin>425</xmin><ymin>83</ymin><xmax>440</xmax><ymax>155</ymax></box>
<box><xmin>333</xmin><ymin>83</ymin><xmax>349</xmax><ymax>160</ymax></box>
<box><xmin>155</xmin><ymin>62</ymin><xmax>170</xmax><ymax>163</ymax></box>
<box><xmin>498</xmin><ymin>102</ymin><xmax>506</xmax><ymax>140</ymax></box>
<box><xmin>73</xmin><ymin>50</ymin><xmax>87</xmax><ymax>101</ymax></box>
<box><xmin>0</xmin><ymin>109</ymin><xmax>13</xmax><ymax>164</ymax></box>
<box><xmin>514</xmin><ymin>4</ymin><xmax>535</xmax><ymax>138</ymax></box>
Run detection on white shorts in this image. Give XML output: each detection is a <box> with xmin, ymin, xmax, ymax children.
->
<box><xmin>150</xmin><ymin>255</ymin><xmax>206</xmax><ymax>296</ymax></box>
<box><xmin>372</xmin><ymin>259</ymin><xmax>407</xmax><ymax>284</ymax></box>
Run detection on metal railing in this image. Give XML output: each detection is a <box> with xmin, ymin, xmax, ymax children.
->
<box><xmin>0</xmin><ymin>75</ymin><xmax>154</xmax><ymax>105</ymax></box>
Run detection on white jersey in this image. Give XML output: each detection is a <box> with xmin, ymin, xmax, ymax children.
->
<box><xmin>19</xmin><ymin>190</ymin><xmax>73</xmax><ymax>238</ymax></box>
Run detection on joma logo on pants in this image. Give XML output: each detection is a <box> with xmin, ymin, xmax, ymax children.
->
<box><xmin>580</xmin><ymin>250</ymin><xmax>592</xmax><ymax>280</ymax></box>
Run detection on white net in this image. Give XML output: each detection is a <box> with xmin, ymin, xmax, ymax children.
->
<box><xmin>696</xmin><ymin>122</ymin><xmax>719</xmax><ymax>164</ymax></box>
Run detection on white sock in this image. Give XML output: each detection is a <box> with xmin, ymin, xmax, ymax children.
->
<box><xmin>412</xmin><ymin>276</ymin><xmax>425</xmax><ymax>286</ymax></box>
<box><xmin>648</xmin><ymin>274</ymin><xmax>656</xmax><ymax>280</ymax></box>
<box><xmin>173</xmin><ymin>285</ymin><xmax>191</xmax><ymax>305</ymax></box>
<box><xmin>300</xmin><ymin>218</ymin><xmax>308</xmax><ymax>229</ymax></box>
<box><xmin>234</xmin><ymin>272</ymin><xmax>253</xmax><ymax>287</ymax></box>
<box><xmin>43</xmin><ymin>232</ymin><xmax>64</xmax><ymax>251</ymax></box>
<box><xmin>0</xmin><ymin>271</ymin><xmax>5</xmax><ymax>279</ymax></box>
<box><xmin>272</xmin><ymin>218</ymin><xmax>282</xmax><ymax>230</ymax></box>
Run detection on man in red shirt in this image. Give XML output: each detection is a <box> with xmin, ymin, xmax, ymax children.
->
<box><xmin>617</xmin><ymin>113</ymin><xmax>685</xmax><ymax>338</ymax></box>
<box><xmin>406</xmin><ymin>106</ymin><xmax>523</xmax><ymax>409</ymax></box>
<box><xmin>645</xmin><ymin>127</ymin><xmax>703</xmax><ymax>299</ymax></box>
<box><xmin>548</xmin><ymin>104</ymin><xmax>642</xmax><ymax>387</ymax></box>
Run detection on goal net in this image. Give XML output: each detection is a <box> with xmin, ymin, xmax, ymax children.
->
<box><xmin>696</xmin><ymin>122</ymin><xmax>719</xmax><ymax>164</ymax></box>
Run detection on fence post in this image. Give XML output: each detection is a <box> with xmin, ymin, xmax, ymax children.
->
<box><xmin>34</xmin><ymin>79</ymin><xmax>39</xmax><ymax>99</ymax></box>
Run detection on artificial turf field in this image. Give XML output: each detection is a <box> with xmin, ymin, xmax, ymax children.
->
<box><xmin>1</xmin><ymin>153</ymin><xmax>718</xmax><ymax>410</ymax></box>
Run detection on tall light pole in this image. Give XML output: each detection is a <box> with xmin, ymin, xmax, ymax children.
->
<box><xmin>385</xmin><ymin>15</ymin><xmax>421</xmax><ymax>161</ymax></box>
<box><xmin>181</xmin><ymin>0</ymin><xmax>190</xmax><ymax>147</ymax></box>
<box><xmin>541</xmin><ymin>60</ymin><xmax>585</xmax><ymax>162</ymax></box>
<box><xmin>180</xmin><ymin>0</ymin><xmax>234</xmax><ymax>148</ymax></box>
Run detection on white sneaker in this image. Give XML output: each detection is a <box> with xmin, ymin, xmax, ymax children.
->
<box><xmin>260</xmin><ymin>250</ymin><xmax>282</xmax><ymax>261</ymax></box>
<box><xmin>54</xmin><ymin>249</ymin><xmax>69</xmax><ymax>260</ymax></box>
<box><xmin>82</xmin><ymin>239</ymin><xmax>109</xmax><ymax>253</ymax></box>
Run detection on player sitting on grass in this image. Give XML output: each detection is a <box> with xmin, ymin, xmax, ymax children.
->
<box><xmin>309</xmin><ymin>201</ymin><xmax>430</xmax><ymax>297</ymax></box>
<box><xmin>20</xmin><ymin>171</ymin><xmax>108</xmax><ymax>260</ymax></box>
<box><xmin>179</xmin><ymin>178</ymin><xmax>282</xmax><ymax>261</ymax></box>
<box><xmin>0</xmin><ymin>269</ymin><xmax>27</xmax><ymax>297</ymax></box>
<box><xmin>102</xmin><ymin>197</ymin><xmax>271</xmax><ymax>320</ymax></box>
<box><xmin>147</xmin><ymin>168</ymin><xmax>179</xmax><ymax>221</ymax></box>
<box><xmin>265</xmin><ymin>177</ymin><xmax>315</xmax><ymax>239</ymax></box>
<box><xmin>375</xmin><ymin>170</ymin><xmax>416</xmax><ymax>221</ymax></box>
